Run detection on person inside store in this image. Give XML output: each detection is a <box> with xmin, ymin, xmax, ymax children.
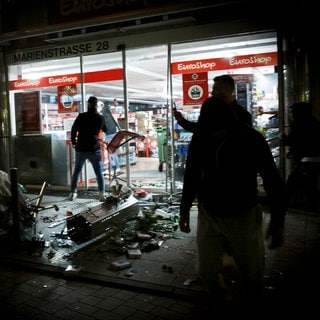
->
<box><xmin>173</xmin><ymin>75</ymin><xmax>253</xmax><ymax>130</ymax></box>
<box><xmin>69</xmin><ymin>96</ymin><xmax>108</xmax><ymax>202</ymax></box>
<box><xmin>280</xmin><ymin>101</ymin><xmax>320</xmax><ymax>210</ymax></box>
<box><xmin>97</xmin><ymin>99</ymin><xmax>121</xmax><ymax>175</ymax></box>
<box><xmin>178</xmin><ymin>78</ymin><xmax>287</xmax><ymax>313</ymax></box>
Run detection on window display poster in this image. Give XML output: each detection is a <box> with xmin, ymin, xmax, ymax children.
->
<box><xmin>58</xmin><ymin>85</ymin><xmax>78</xmax><ymax>113</ymax></box>
<box><xmin>183</xmin><ymin>72</ymin><xmax>208</xmax><ymax>105</ymax></box>
<box><xmin>15</xmin><ymin>91</ymin><xmax>41</xmax><ymax>135</ymax></box>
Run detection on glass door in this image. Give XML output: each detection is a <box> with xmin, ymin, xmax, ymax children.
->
<box><xmin>82</xmin><ymin>51</ymin><xmax>124</xmax><ymax>191</ymax></box>
<box><xmin>7</xmin><ymin>32</ymin><xmax>279</xmax><ymax>192</ymax></box>
<box><xmin>125</xmin><ymin>45</ymin><xmax>169</xmax><ymax>191</ymax></box>
<box><xmin>170</xmin><ymin>32</ymin><xmax>279</xmax><ymax>193</ymax></box>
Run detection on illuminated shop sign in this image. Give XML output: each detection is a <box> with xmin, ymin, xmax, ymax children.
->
<box><xmin>9</xmin><ymin>52</ymin><xmax>277</xmax><ymax>91</ymax></box>
<box><xmin>171</xmin><ymin>52</ymin><xmax>277</xmax><ymax>74</ymax></box>
<box><xmin>48</xmin><ymin>0</ymin><xmax>212</xmax><ymax>23</ymax></box>
<box><xmin>9</xmin><ymin>69</ymin><xmax>123</xmax><ymax>91</ymax></box>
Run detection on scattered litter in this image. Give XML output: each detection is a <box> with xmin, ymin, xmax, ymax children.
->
<box><xmin>183</xmin><ymin>278</ymin><xmax>200</xmax><ymax>286</ymax></box>
<box><xmin>155</xmin><ymin>208</ymin><xmax>171</xmax><ymax>219</ymax></box>
<box><xmin>134</xmin><ymin>188</ymin><xmax>148</xmax><ymax>197</ymax></box>
<box><xmin>124</xmin><ymin>268</ymin><xmax>137</xmax><ymax>277</ymax></box>
<box><xmin>127</xmin><ymin>249</ymin><xmax>142</xmax><ymax>259</ymax></box>
<box><xmin>127</xmin><ymin>242</ymin><xmax>139</xmax><ymax>249</ymax></box>
<box><xmin>109</xmin><ymin>259</ymin><xmax>131</xmax><ymax>271</ymax></box>
<box><xmin>63</xmin><ymin>264</ymin><xmax>81</xmax><ymax>276</ymax></box>
<box><xmin>140</xmin><ymin>239</ymin><xmax>160</xmax><ymax>252</ymax></box>
<box><xmin>136</xmin><ymin>231</ymin><xmax>152</xmax><ymax>240</ymax></box>
<box><xmin>47</xmin><ymin>219</ymin><xmax>66</xmax><ymax>228</ymax></box>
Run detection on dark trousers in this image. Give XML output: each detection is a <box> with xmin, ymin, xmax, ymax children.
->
<box><xmin>287</xmin><ymin>161</ymin><xmax>320</xmax><ymax>210</ymax></box>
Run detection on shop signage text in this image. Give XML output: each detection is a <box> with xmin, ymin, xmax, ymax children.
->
<box><xmin>9</xmin><ymin>69</ymin><xmax>123</xmax><ymax>91</ymax></box>
<box><xmin>171</xmin><ymin>52</ymin><xmax>277</xmax><ymax>74</ymax></box>
<box><xmin>59</xmin><ymin>0</ymin><xmax>150</xmax><ymax>16</ymax></box>
<box><xmin>49</xmin><ymin>0</ymin><xmax>211</xmax><ymax>24</ymax></box>
<box><xmin>10</xmin><ymin>40</ymin><xmax>110</xmax><ymax>64</ymax></box>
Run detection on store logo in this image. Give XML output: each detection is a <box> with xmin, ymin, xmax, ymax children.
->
<box><xmin>229</xmin><ymin>55</ymin><xmax>273</xmax><ymax>67</ymax></box>
<box><xmin>188</xmin><ymin>85</ymin><xmax>203</xmax><ymax>100</ymax></box>
<box><xmin>177</xmin><ymin>61</ymin><xmax>216</xmax><ymax>72</ymax></box>
<box><xmin>13</xmin><ymin>80</ymin><xmax>40</xmax><ymax>88</ymax></box>
<box><xmin>191</xmin><ymin>73</ymin><xmax>199</xmax><ymax>80</ymax></box>
<box><xmin>48</xmin><ymin>76</ymin><xmax>79</xmax><ymax>85</ymax></box>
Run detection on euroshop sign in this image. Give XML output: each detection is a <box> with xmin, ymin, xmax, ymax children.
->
<box><xmin>171</xmin><ymin>52</ymin><xmax>277</xmax><ymax>74</ymax></box>
<box><xmin>9</xmin><ymin>69</ymin><xmax>123</xmax><ymax>91</ymax></box>
<box><xmin>48</xmin><ymin>0</ymin><xmax>213</xmax><ymax>24</ymax></box>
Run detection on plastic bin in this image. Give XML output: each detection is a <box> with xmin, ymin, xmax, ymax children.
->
<box><xmin>155</xmin><ymin>126</ymin><xmax>167</xmax><ymax>172</ymax></box>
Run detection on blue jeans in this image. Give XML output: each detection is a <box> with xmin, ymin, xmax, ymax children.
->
<box><xmin>71</xmin><ymin>149</ymin><xmax>105</xmax><ymax>193</ymax></box>
<box><xmin>106</xmin><ymin>133</ymin><xmax>120</xmax><ymax>170</ymax></box>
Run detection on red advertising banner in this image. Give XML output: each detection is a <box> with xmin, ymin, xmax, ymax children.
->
<box><xmin>183</xmin><ymin>72</ymin><xmax>208</xmax><ymax>105</ymax></box>
<box><xmin>58</xmin><ymin>84</ymin><xmax>78</xmax><ymax>113</ymax></box>
<box><xmin>15</xmin><ymin>91</ymin><xmax>41</xmax><ymax>135</ymax></box>
<box><xmin>9</xmin><ymin>69</ymin><xmax>123</xmax><ymax>90</ymax></box>
<box><xmin>84</xmin><ymin>69</ymin><xmax>123</xmax><ymax>83</ymax></box>
<box><xmin>171</xmin><ymin>52</ymin><xmax>277</xmax><ymax>74</ymax></box>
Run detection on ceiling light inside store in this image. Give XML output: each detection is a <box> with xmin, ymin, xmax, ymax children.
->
<box><xmin>171</xmin><ymin>34</ymin><xmax>277</xmax><ymax>61</ymax></box>
<box><xmin>24</xmin><ymin>73</ymin><xmax>43</xmax><ymax>80</ymax></box>
<box><xmin>23</xmin><ymin>64</ymin><xmax>65</xmax><ymax>73</ymax></box>
<box><xmin>224</xmin><ymin>51</ymin><xmax>236</xmax><ymax>58</ymax></box>
<box><xmin>91</xmin><ymin>83</ymin><xmax>124</xmax><ymax>91</ymax></box>
<box><xmin>22</xmin><ymin>64</ymin><xmax>67</xmax><ymax>79</ymax></box>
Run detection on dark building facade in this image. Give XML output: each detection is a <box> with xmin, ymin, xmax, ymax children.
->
<box><xmin>0</xmin><ymin>0</ymin><xmax>317</xmax><ymax>190</ymax></box>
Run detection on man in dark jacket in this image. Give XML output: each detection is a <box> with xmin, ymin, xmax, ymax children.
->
<box><xmin>69</xmin><ymin>96</ymin><xmax>107</xmax><ymax>202</ymax></box>
<box><xmin>178</xmin><ymin>90</ymin><xmax>287</xmax><ymax>311</ymax></box>
<box><xmin>173</xmin><ymin>75</ymin><xmax>253</xmax><ymax>130</ymax></box>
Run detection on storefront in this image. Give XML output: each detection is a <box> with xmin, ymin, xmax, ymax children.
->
<box><xmin>4</xmin><ymin>29</ymin><xmax>280</xmax><ymax>193</ymax></box>
<box><xmin>3</xmin><ymin>1</ymin><xmax>310</xmax><ymax>194</ymax></box>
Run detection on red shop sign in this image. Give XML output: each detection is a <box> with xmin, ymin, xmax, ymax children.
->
<box><xmin>9</xmin><ymin>69</ymin><xmax>123</xmax><ymax>90</ymax></box>
<box><xmin>171</xmin><ymin>52</ymin><xmax>277</xmax><ymax>74</ymax></box>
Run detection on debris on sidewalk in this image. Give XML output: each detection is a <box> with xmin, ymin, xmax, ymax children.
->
<box><xmin>127</xmin><ymin>248</ymin><xmax>142</xmax><ymax>259</ymax></box>
<box><xmin>109</xmin><ymin>259</ymin><xmax>132</xmax><ymax>271</ymax></box>
<box><xmin>63</xmin><ymin>264</ymin><xmax>81</xmax><ymax>276</ymax></box>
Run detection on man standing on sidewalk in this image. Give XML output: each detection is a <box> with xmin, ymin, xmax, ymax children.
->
<box><xmin>178</xmin><ymin>75</ymin><xmax>287</xmax><ymax>313</ymax></box>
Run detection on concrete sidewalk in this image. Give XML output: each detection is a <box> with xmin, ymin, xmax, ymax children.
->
<box><xmin>0</xmin><ymin>192</ymin><xmax>206</xmax><ymax>299</ymax></box>
<box><xmin>1</xmin><ymin>191</ymin><xmax>320</xmax><ymax>318</ymax></box>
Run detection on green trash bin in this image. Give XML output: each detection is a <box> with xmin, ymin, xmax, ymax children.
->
<box><xmin>156</xmin><ymin>126</ymin><xmax>167</xmax><ymax>172</ymax></box>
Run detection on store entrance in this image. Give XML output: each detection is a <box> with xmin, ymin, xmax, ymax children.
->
<box><xmin>8</xmin><ymin>32</ymin><xmax>279</xmax><ymax>194</ymax></box>
<box><xmin>125</xmin><ymin>45</ymin><xmax>170</xmax><ymax>191</ymax></box>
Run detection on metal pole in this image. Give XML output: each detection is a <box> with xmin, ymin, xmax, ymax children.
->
<box><xmin>10</xmin><ymin>167</ymin><xmax>21</xmax><ymax>250</ymax></box>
